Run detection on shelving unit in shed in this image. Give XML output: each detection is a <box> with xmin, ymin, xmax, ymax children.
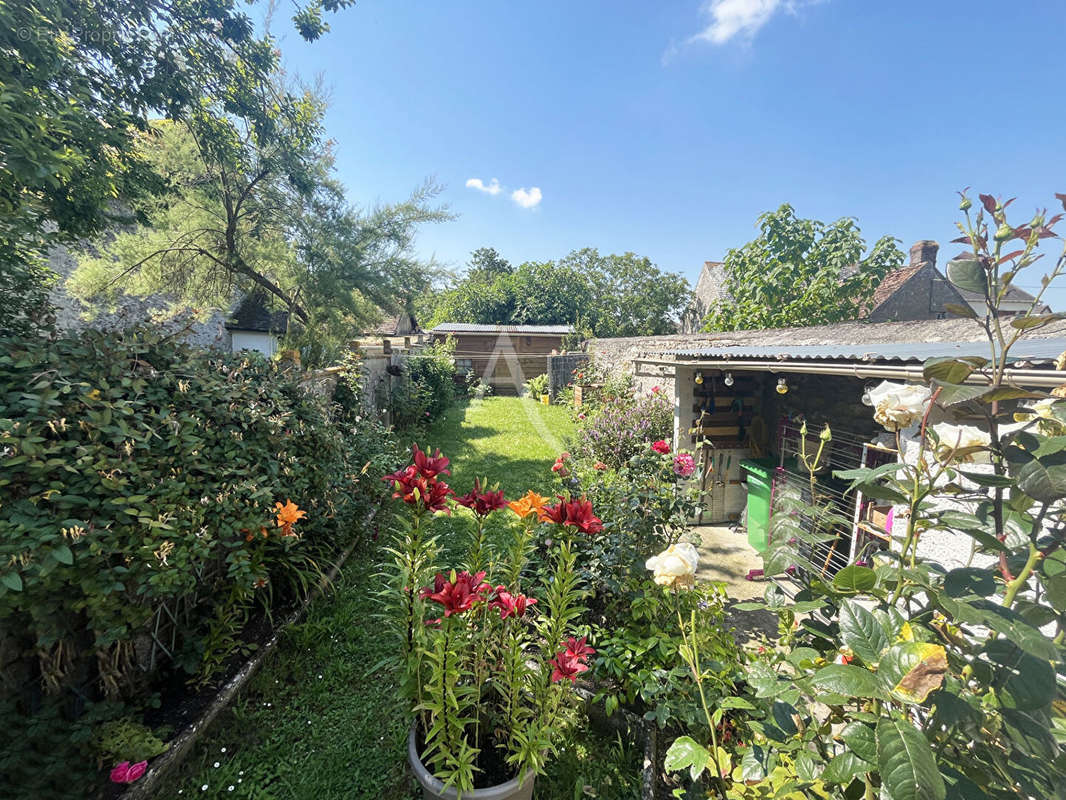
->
<box><xmin>683</xmin><ymin>370</ymin><xmax>762</xmax><ymax>524</ymax></box>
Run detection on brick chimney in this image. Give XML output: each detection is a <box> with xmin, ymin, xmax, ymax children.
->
<box><xmin>909</xmin><ymin>240</ymin><xmax>939</xmax><ymax>269</ymax></box>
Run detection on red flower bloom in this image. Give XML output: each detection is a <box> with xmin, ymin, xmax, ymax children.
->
<box><xmin>563</xmin><ymin>635</ymin><xmax>595</xmax><ymax>661</ymax></box>
<box><xmin>420</xmin><ymin>570</ymin><xmax>492</xmax><ymax>618</ymax></box>
<box><xmin>383</xmin><ymin>463</ymin><xmax>418</xmax><ymax>486</ymax></box>
<box><xmin>539</xmin><ymin>496</ymin><xmax>603</xmax><ymax>534</ymax></box>
<box><xmin>651</xmin><ymin>439</ymin><xmax>670</xmax><ymax>454</ymax></box>
<box><xmin>549</xmin><ymin>636</ymin><xmax>595</xmax><ymax>683</ymax></box>
<box><xmin>455</xmin><ymin>478</ymin><xmax>508</xmax><ymax>517</ymax></box>
<box><xmin>490</xmin><ymin>586</ymin><xmax>538</xmax><ymax>619</ymax></box>
<box><xmin>383</xmin><ymin>459</ymin><xmax>454</xmax><ymax>513</ymax></box>
<box><xmin>412</xmin><ymin>444</ymin><xmax>451</xmax><ymax>479</ymax></box>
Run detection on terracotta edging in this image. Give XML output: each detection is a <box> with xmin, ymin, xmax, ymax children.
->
<box><xmin>119</xmin><ymin>510</ymin><xmax>374</xmax><ymax>800</ymax></box>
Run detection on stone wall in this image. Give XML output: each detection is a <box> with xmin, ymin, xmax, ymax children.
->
<box><xmin>587</xmin><ymin>333</ymin><xmax>710</xmax><ymax>398</ymax></box>
<box><xmin>48</xmin><ymin>243</ymin><xmax>230</xmax><ymax>349</ymax></box>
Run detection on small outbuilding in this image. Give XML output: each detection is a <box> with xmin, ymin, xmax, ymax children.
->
<box><xmin>225</xmin><ymin>294</ymin><xmax>290</xmax><ymax>357</ymax></box>
<box><xmin>428</xmin><ymin>323</ymin><xmax>574</xmax><ymax>394</ymax></box>
<box><xmin>630</xmin><ymin>317</ymin><xmax>1066</xmax><ymax>590</ymax></box>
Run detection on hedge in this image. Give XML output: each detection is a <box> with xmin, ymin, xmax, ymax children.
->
<box><xmin>0</xmin><ymin>330</ymin><xmax>397</xmax><ymax>797</ymax></box>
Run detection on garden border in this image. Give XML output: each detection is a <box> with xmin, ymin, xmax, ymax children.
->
<box><xmin>118</xmin><ymin>507</ymin><xmax>378</xmax><ymax>800</ymax></box>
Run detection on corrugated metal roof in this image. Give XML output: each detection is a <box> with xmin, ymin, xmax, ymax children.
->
<box><xmin>666</xmin><ymin>338</ymin><xmax>1066</xmax><ymax>364</ymax></box>
<box><xmin>429</xmin><ymin>323</ymin><xmax>574</xmax><ymax>335</ymax></box>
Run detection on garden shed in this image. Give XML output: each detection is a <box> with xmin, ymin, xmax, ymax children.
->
<box><xmin>428</xmin><ymin>323</ymin><xmax>574</xmax><ymax>393</ymax></box>
<box><xmin>635</xmin><ymin>321</ymin><xmax>1066</xmax><ymax>590</ymax></box>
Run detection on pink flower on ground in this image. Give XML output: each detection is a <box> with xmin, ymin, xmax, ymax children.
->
<box><xmin>110</xmin><ymin>761</ymin><xmax>148</xmax><ymax>784</ymax></box>
<box><xmin>673</xmin><ymin>453</ymin><xmax>696</xmax><ymax>477</ymax></box>
<box><xmin>651</xmin><ymin>440</ymin><xmax>670</xmax><ymax>455</ymax></box>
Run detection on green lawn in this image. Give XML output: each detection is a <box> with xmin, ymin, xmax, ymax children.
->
<box><xmin>157</xmin><ymin>397</ymin><xmax>640</xmax><ymax>800</ymax></box>
<box><xmin>413</xmin><ymin>395</ymin><xmax>575</xmax><ymax>497</ymax></box>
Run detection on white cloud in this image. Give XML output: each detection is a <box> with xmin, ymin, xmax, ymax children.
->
<box><xmin>690</xmin><ymin>0</ymin><xmax>817</xmax><ymax>45</ymax></box>
<box><xmin>511</xmin><ymin>186</ymin><xmax>542</xmax><ymax>209</ymax></box>
<box><xmin>465</xmin><ymin>177</ymin><xmax>502</xmax><ymax>195</ymax></box>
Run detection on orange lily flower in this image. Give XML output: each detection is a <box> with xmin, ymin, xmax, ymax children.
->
<box><xmin>508</xmin><ymin>490</ymin><xmax>549</xmax><ymax>520</ymax></box>
<box><xmin>275</xmin><ymin>499</ymin><xmax>307</xmax><ymax>536</ymax></box>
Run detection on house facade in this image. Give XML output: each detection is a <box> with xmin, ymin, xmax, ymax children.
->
<box><xmin>427</xmin><ymin>323</ymin><xmax>573</xmax><ymax>393</ymax></box>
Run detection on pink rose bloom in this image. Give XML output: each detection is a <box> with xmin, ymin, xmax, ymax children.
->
<box><xmin>110</xmin><ymin>761</ymin><xmax>148</xmax><ymax>784</ymax></box>
<box><xmin>651</xmin><ymin>386</ymin><xmax>660</xmax><ymax>394</ymax></box>
<box><xmin>651</xmin><ymin>440</ymin><xmax>670</xmax><ymax>455</ymax></box>
<box><xmin>673</xmin><ymin>453</ymin><xmax>696</xmax><ymax>478</ymax></box>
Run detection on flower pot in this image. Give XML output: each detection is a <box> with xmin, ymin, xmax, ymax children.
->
<box><xmin>407</xmin><ymin>725</ymin><xmax>535</xmax><ymax>800</ymax></box>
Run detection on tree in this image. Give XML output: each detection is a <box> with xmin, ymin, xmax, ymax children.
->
<box><xmin>467</xmin><ymin>247</ymin><xmax>513</xmax><ymax>281</ymax></box>
<box><xmin>68</xmin><ymin>119</ymin><xmax>448</xmax><ymax>363</ymax></box>
<box><xmin>0</xmin><ymin>0</ymin><xmax>353</xmax><ymax>333</ymax></box>
<box><xmin>424</xmin><ymin>247</ymin><xmax>690</xmax><ymax>337</ymax></box>
<box><xmin>561</xmin><ymin>248</ymin><xmax>691</xmax><ymax>338</ymax></box>
<box><xmin>702</xmin><ymin>204</ymin><xmax>904</xmax><ymax>331</ymax></box>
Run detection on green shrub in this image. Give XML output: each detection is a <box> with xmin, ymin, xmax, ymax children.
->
<box><xmin>524</xmin><ymin>372</ymin><xmax>549</xmax><ymax>400</ymax></box>
<box><xmin>0</xmin><ymin>329</ymin><xmax>397</xmax><ymax>796</ymax></box>
<box><xmin>573</xmin><ymin>389</ymin><xmax>673</xmax><ymax>469</ymax></box>
<box><xmin>390</xmin><ymin>337</ymin><xmax>459</xmax><ymax>428</ymax></box>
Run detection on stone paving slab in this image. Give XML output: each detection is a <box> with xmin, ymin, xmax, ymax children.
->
<box><xmin>692</xmin><ymin>524</ymin><xmax>778</xmax><ymax>643</ymax></box>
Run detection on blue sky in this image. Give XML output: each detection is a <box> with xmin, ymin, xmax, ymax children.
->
<box><xmin>277</xmin><ymin>0</ymin><xmax>1066</xmax><ymax>307</ymax></box>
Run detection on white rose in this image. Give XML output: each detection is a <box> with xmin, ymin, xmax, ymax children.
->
<box><xmin>1033</xmin><ymin>398</ymin><xmax>1058</xmax><ymax>420</ymax></box>
<box><xmin>646</xmin><ymin>543</ymin><xmax>700</xmax><ymax>588</ymax></box>
<box><xmin>868</xmin><ymin>381</ymin><xmax>932</xmax><ymax>431</ymax></box>
<box><xmin>931</xmin><ymin>422</ymin><xmax>990</xmax><ymax>462</ymax></box>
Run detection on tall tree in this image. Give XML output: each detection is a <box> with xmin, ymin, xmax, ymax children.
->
<box><xmin>561</xmin><ymin>248</ymin><xmax>691</xmax><ymax>337</ymax></box>
<box><xmin>68</xmin><ymin>118</ymin><xmax>448</xmax><ymax>360</ymax></box>
<box><xmin>703</xmin><ymin>204</ymin><xmax>904</xmax><ymax>331</ymax></box>
<box><xmin>0</xmin><ymin>0</ymin><xmax>352</xmax><ymax>332</ymax></box>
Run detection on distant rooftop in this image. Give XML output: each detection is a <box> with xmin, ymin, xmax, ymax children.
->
<box><xmin>429</xmin><ymin>323</ymin><xmax>574</xmax><ymax>335</ymax></box>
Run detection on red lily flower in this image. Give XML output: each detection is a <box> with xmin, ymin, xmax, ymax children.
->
<box><xmin>563</xmin><ymin>635</ymin><xmax>595</xmax><ymax>660</ymax></box>
<box><xmin>384</xmin><ymin>462</ymin><xmax>454</xmax><ymax>513</ymax></box>
<box><xmin>455</xmin><ymin>478</ymin><xmax>508</xmax><ymax>517</ymax></box>
<box><xmin>382</xmin><ymin>463</ymin><xmax>418</xmax><ymax>487</ymax></box>
<box><xmin>549</xmin><ymin>636</ymin><xmax>595</xmax><ymax>683</ymax></box>
<box><xmin>490</xmin><ymin>586</ymin><xmax>538</xmax><ymax>619</ymax></box>
<box><xmin>651</xmin><ymin>440</ymin><xmax>670</xmax><ymax>454</ymax></box>
<box><xmin>540</xmin><ymin>496</ymin><xmax>603</xmax><ymax>534</ymax></box>
<box><xmin>412</xmin><ymin>444</ymin><xmax>451</xmax><ymax>479</ymax></box>
<box><xmin>419</xmin><ymin>570</ymin><xmax>491</xmax><ymax>618</ymax></box>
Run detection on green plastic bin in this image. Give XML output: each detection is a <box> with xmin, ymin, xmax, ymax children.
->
<box><xmin>740</xmin><ymin>458</ymin><xmax>775</xmax><ymax>554</ymax></box>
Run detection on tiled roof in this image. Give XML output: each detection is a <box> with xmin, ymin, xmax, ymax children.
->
<box><xmin>225</xmin><ymin>294</ymin><xmax>289</xmax><ymax>333</ymax></box>
<box><xmin>869</xmin><ymin>264</ymin><xmax>924</xmax><ymax>309</ymax></box>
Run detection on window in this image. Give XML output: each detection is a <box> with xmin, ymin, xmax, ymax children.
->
<box><xmin>455</xmin><ymin>358</ymin><xmax>473</xmax><ymax>372</ymax></box>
